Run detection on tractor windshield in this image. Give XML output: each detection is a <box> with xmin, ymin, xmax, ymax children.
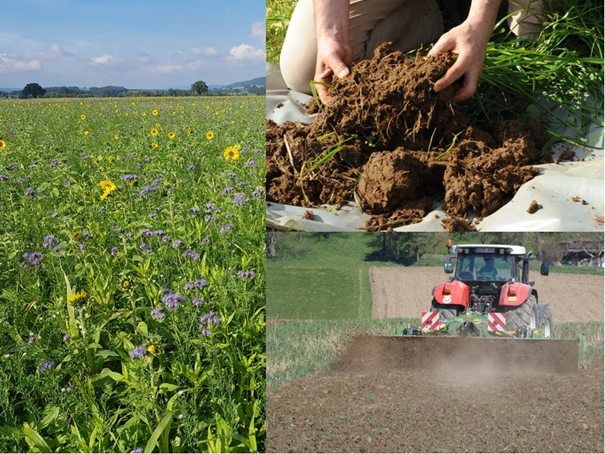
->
<box><xmin>456</xmin><ymin>254</ymin><xmax>514</xmax><ymax>281</ymax></box>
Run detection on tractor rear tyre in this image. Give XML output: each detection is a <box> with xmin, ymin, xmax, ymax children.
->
<box><xmin>503</xmin><ymin>294</ymin><xmax>538</xmax><ymax>332</ymax></box>
<box><xmin>541</xmin><ymin>308</ymin><xmax>553</xmax><ymax>338</ymax></box>
<box><xmin>430</xmin><ymin>300</ymin><xmax>463</xmax><ymax>320</ymax></box>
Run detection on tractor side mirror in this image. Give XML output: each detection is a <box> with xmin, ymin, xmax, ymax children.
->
<box><xmin>540</xmin><ymin>263</ymin><xmax>549</xmax><ymax>276</ymax></box>
<box><xmin>444</xmin><ymin>262</ymin><xmax>454</xmax><ymax>274</ymax></box>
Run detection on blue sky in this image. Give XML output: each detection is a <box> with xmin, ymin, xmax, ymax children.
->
<box><xmin>0</xmin><ymin>0</ymin><xmax>265</xmax><ymax>89</ymax></box>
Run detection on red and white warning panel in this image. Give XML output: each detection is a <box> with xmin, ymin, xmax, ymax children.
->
<box><xmin>488</xmin><ymin>313</ymin><xmax>506</xmax><ymax>332</ymax></box>
<box><xmin>422</xmin><ymin>312</ymin><xmax>440</xmax><ymax>330</ymax></box>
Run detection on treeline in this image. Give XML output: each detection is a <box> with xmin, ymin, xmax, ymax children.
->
<box><xmin>1</xmin><ymin>85</ymin><xmax>265</xmax><ymax>99</ymax></box>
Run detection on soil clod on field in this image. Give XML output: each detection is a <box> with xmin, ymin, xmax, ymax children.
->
<box><xmin>267</xmin><ymin>42</ymin><xmax>553</xmax><ymax>230</ymax></box>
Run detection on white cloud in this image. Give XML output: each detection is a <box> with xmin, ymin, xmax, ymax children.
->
<box><xmin>90</xmin><ymin>54</ymin><xmax>113</xmax><ymax>66</ymax></box>
<box><xmin>228</xmin><ymin>44</ymin><xmax>265</xmax><ymax>61</ymax></box>
<box><xmin>148</xmin><ymin>65</ymin><xmax>183</xmax><ymax>74</ymax></box>
<box><xmin>191</xmin><ymin>47</ymin><xmax>217</xmax><ymax>56</ymax></box>
<box><xmin>0</xmin><ymin>54</ymin><xmax>42</xmax><ymax>73</ymax></box>
<box><xmin>186</xmin><ymin>60</ymin><xmax>204</xmax><ymax>70</ymax></box>
<box><xmin>250</xmin><ymin>21</ymin><xmax>265</xmax><ymax>40</ymax></box>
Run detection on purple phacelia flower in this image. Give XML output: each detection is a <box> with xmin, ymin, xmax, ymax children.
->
<box><xmin>162</xmin><ymin>235</ymin><xmax>171</xmax><ymax>243</ymax></box>
<box><xmin>25</xmin><ymin>188</ymin><xmax>35</xmax><ymax>197</ymax></box>
<box><xmin>0</xmin><ymin>175</ymin><xmax>8</xmax><ymax>181</ymax></box>
<box><xmin>192</xmin><ymin>298</ymin><xmax>204</xmax><ymax>307</ymax></box>
<box><xmin>238</xmin><ymin>270</ymin><xmax>256</xmax><ymax>279</ymax></box>
<box><xmin>182</xmin><ymin>250</ymin><xmax>200</xmax><ymax>260</ymax></box>
<box><xmin>221</xmin><ymin>223</ymin><xmax>233</xmax><ymax>233</ymax></box>
<box><xmin>172</xmin><ymin>240</ymin><xmax>184</xmax><ymax>248</ymax></box>
<box><xmin>201</xmin><ymin>237</ymin><xmax>211</xmax><ymax>245</ymax></box>
<box><xmin>111</xmin><ymin>247</ymin><xmax>119</xmax><ymax>256</ymax></box>
<box><xmin>162</xmin><ymin>291</ymin><xmax>185</xmax><ymax>312</ymax></box>
<box><xmin>151</xmin><ymin>307</ymin><xmax>165</xmax><ymax>320</ymax></box>
<box><xmin>38</xmin><ymin>360</ymin><xmax>55</xmax><ymax>372</ymax></box>
<box><xmin>42</xmin><ymin>235</ymin><xmax>60</xmax><ymax>248</ymax></box>
<box><xmin>130</xmin><ymin>346</ymin><xmax>148</xmax><ymax>359</ymax></box>
<box><xmin>148</xmin><ymin>213</ymin><xmax>158</xmax><ymax>219</ymax></box>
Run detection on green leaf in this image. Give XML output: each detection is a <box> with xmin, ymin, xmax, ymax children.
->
<box><xmin>98</xmin><ymin>368</ymin><xmax>124</xmax><ymax>382</ymax></box>
<box><xmin>22</xmin><ymin>426</ymin><xmax>51</xmax><ymax>453</ymax></box>
<box><xmin>136</xmin><ymin>321</ymin><xmax>148</xmax><ymax>338</ymax></box>
<box><xmin>97</xmin><ymin>350</ymin><xmax>120</xmax><ymax>358</ymax></box>
<box><xmin>144</xmin><ymin>412</ymin><xmax>172</xmax><ymax>453</ymax></box>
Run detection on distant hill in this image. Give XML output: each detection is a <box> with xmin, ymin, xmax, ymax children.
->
<box><xmin>224</xmin><ymin>77</ymin><xmax>266</xmax><ymax>89</ymax></box>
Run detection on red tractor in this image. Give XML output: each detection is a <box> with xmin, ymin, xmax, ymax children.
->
<box><xmin>430</xmin><ymin>242</ymin><xmax>553</xmax><ymax>337</ymax></box>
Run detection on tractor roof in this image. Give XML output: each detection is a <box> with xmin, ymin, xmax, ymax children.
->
<box><xmin>451</xmin><ymin>244</ymin><xmax>527</xmax><ymax>255</ymax></box>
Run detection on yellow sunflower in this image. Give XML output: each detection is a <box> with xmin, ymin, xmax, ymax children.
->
<box><xmin>151</xmin><ymin>143</ymin><xmax>158</xmax><ymax>149</ymax></box>
<box><xmin>150</xmin><ymin>128</ymin><xmax>159</xmax><ymax>136</ymax></box>
<box><xmin>0</xmin><ymin>140</ymin><xmax>6</xmax><ymax>149</ymax></box>
<box><xmin>67</xmin><ymin>291</ymin><xmax>86</xmax><ymax>302</ymax></box>
<box><xmin>168</xmin><ymin>132</ymin><xmax>176</xmax><ymax>139</ymax></box>
<box><xmin>152</xmin><ymin>109</ymin><xmax>158</xmax><ymax>116</ymax></box>
<box><xmin>99</xmin><ymin>180</ymin><xmax>117</xmax><ymax>192</ymax></box>
<box><xmin>80</xmin><ymin>114</ymin><xmax>86</xmax><ymax>120</ymax></box>
<box><xmin>206</xmin><ymin>131</ymin><xmax>214</xmax><ymax>140</ymax></box>
<box><xmin>223</xmin><ymin>145</ymin><xmax>241</xmax><ymax>162</ymax></box>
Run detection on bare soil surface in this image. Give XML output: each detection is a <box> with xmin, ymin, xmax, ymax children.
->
<box><xmin>267</xmin><ymin>352</ymin><xmax>604</xmax><ymax>453</ymax></box>
<box><xmin>266</xmin><ymin>43</ymin><xmax>553</xmax><ymax>231</ymax></box>
<box><xmin>370</xmin><ymin>266</ymin><xmax>604</xmax><ymax>322</ymax></box>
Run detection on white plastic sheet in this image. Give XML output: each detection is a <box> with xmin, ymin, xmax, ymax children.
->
<box><xmin>266</xmin><ymin>62</ymin><xmax>604</xmax><ymax>232</ymax></box>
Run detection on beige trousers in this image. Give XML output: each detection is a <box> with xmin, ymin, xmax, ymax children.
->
<box><xmin>280</xmin><ymin>0</ymin><xmax>444</xmax><ymax>94</ymax></box>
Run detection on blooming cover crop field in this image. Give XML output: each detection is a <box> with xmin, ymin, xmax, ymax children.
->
<box><xmin>0</xmin><ymin>96</ymin><xmax>266</xmax><ymax>453</ymax></box>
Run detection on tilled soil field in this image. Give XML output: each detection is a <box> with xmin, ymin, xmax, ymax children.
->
<box><xmin>267</xmin><ymin>353</ymin><xmax>604</xmax><ymax>453</ymax></box>
<box><xmin>370</xmin><ymin>266</ymin><xmax>604</xmax><ymax>322</ymax></box>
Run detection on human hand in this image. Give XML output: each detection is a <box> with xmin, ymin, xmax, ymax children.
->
<box><xmin>428</xmin><ymin>20</ymin><xmax>492</xmax><ymax>102</ymax></box>
<box><xmin>314</xmin><ymin>36</ymin><xmax>354</xmax><ymax>104</ymax></box>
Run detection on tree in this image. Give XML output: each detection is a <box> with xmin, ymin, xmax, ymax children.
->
<box><xmin>191</xmin><ymin>80</ymin><xmax>208</xmax><ymax>95</ymax></box>
<box><xmin>22</xmin><ymin>83</ymin><xmax>46</xmax><ymax>99</ymax></box>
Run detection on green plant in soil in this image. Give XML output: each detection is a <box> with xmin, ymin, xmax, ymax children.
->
<box><xmin>0</xmin><ymin>96</ymin><xmax>266</xmax><ymax>453</ymax></box>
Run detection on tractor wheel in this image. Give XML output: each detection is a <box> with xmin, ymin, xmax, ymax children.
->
<box><xmin>503</xmin><ymin>294</ymin><xmax>538</xmax><ymax>332</ymax></box>
<box><xmin>541</xmin><ymin>308</ymin><xmax>553</xmax><ymax>338</ymax></box>
<box><xmin>430</xmin><ymin>300</ymin><xmax>463</xmax><ymax>320</ymax></box>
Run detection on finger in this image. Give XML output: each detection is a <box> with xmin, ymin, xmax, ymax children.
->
<box><xmin>429</xmin><ymin>33</ymin><xmax>455</xmax><ymax>56</ymax></box>
<box><xmin>316</xmin><ymin>84</ymin><xmax>331</xmax><ymax>104</ymax></box>
<box><xmin>433</xmin><ymin>53</ymin><xmax>472</xmax><ymax>92</ymax></box>
<box><xmin>452</xmin><ymin>68</ymin><xmax>480</xmax><ymax>102</ymax></box>
<box><xmin>324</xmin><ymin>54</ymin><xmax>350</xmax><ymax>78</ymax></box>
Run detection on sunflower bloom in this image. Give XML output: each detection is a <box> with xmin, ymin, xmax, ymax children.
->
<box><xmin>150</xmin><ymin>128</ymin><xmax>158</xmax><ymax>136</ymax></box>
<box><xmin>80</xmin><ymin>114</ymin><xmax>86</xmax><ymax>120</ymax></box>
<box><xmin>152</xmin><ymin>110</ymin><xmax>158</xmax><ymax>116</ymax></box>
<box><xmin>0</xmin><ymin>140</ymin><xmax>6</xmax><ymax>149</ymax></box>
<box><xmin>223</xmin><ymin>145</ymin><xmax>241</xmax><ymax>162</ymax></box>
<box><xmin>151</xmin><ymin>143</ymin><xmax>158</xmax><ymax>149</ymax></box>
<box><xmin>67</xmin><ymin>291</ymin><xmax>86</xmax><ymax>302</ymax></box>
<box><xmin>206</xmin><ymin>131</ymin><xmax>214</xmax><ymax>140</ymax></box>
<box><xmin>168</xmin><ymin>132</ymin><xmax>176</xmax><ymax>139</ymax></box>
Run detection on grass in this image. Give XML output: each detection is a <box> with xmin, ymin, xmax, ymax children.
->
<box><xmin>266</xmin><ymin>0</ymin><xmax>297</xmax><ymax>64</ymax></box>
<box><xmin>267</xmin><ymin>319</ymin><xmax>604</xmax><ymax>387</ymax></box>
<box><xmin>0</xmin><ymin>96</ymin><xmax>266</xmax><ymax>453</ymax></box>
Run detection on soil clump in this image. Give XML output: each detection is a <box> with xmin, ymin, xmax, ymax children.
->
<box><xmin>267</xmin><ymin>43</ymin><xmax>553</xmax><ymax>230</ymax></box>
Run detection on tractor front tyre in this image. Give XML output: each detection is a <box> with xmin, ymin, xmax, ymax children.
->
<box><xmin>504</xmin><ymin>294</ymin><xmax>538</xmax><ymax>332</ymax></box>
<box><xmin>541</xmin><ymin>308</ymin><xmax>554</xmax><ymax>339</ymax></box>
<box><xmin>430</xmin><ymin>300</ymin><xmax>462</xmax><ymax>321</ymax></box>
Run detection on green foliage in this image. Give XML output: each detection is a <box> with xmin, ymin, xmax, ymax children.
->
<box><xmin>0</xmin><ymin>96</ymin><xmax>266</xmax><ymax>452</ymax></box>
<box><xmin>191</xmin><ymin>81</ymin><xmax>209</xmax><ymax>96</ymax></box>
<box><xmin>22</xmin><ymin>83</ymin><xmax>46</xmax><ymax>99</ymax></box>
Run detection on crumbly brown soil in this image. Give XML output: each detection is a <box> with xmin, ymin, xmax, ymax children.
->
<box><xmin>266</xmin><ymin>43</ymin><xmax>553</xmax><ymax>231</ymax></box>
<box><xmin>527</xmin><ymin>200</ymin><xmax>543</xmax><ymax>213</ymax></box>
